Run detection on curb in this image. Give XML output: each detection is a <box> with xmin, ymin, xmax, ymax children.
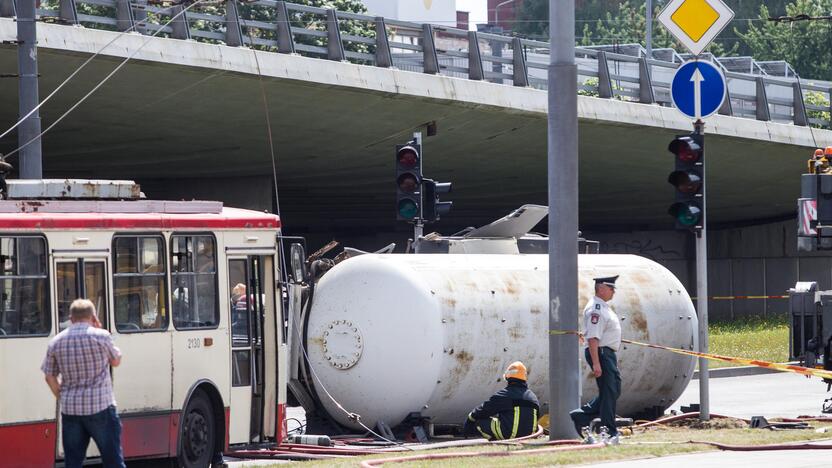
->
<box><xmin>693</xmin><ymin>362</ymin><xmax>800</xmax><ymax>379</ymax></box>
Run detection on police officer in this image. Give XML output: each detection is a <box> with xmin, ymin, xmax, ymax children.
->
<box><xmin>463</xmin><ymin>361</ymin><xmax>540</xmax><ymax>440</ymax></box>
<box><xmin>570</xmin><ymin>275</ymin><xmax>622</xmax><ymax>441</ymax></box>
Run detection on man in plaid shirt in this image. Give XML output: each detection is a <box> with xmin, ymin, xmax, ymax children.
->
<box><xmin>42</xmin><ymin>299</ymin><xmax>124</xmax><ymax>468</ymax></box>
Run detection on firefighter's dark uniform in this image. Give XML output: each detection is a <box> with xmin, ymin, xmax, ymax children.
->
<box><xmin>463</xmin><ymin>378</ymin><xmax>540</xmax><ymax>440</ymax></box>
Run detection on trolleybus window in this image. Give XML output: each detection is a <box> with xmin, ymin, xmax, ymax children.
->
<box><xmin>171</xmin><ymin>235</ymin><xmax>218</xmax><ymax>329</ymax></box>
<box><xmin>113</xmin><ymin>236</ymin><xmax>167</xmax><ymax>332</ymax></box>
<box><xmin>56</xmin><ymin>261</ymin><xmax>108</xmax><ymax>331</ymax></box>
<box><xmin>0</xmin><ymin>236</ymin><xmax>49</xmax><ymax>337</ymax></box>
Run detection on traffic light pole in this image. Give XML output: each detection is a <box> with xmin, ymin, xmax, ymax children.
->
<box><xmin>694</xmin><ymin>119</ymin><xmax>710</xmax><ymax>421</ymax></box>
<box><xmin>413</xmin><ymin>131</ymin><xmax>424</xmax><ymax>241</ymax></box>
<box><xmin>548</xmin><ymin>0</ymin><xmax>580</xmax><ymax>440</ymax></box>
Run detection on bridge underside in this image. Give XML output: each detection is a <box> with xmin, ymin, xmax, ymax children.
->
<box><xmin>0</xmin><ymin>35</ymin><xmax>822</xmax><ymax>245</ymax></box>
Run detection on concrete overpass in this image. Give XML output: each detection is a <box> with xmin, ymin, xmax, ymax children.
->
<box><xmin>2</xmin><ymin>6</ymin><xmax>832</xmax><ymax>321</ymax></box>
<box><xmin>0</xmin><ymin>17</ymin><xmax>827</xmax><ymax>238</ymax></box>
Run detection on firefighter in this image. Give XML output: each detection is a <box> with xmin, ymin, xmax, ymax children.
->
<box><xmin>462</xmin><ymin>361</ymin><xmax>540</xmax><ymax>440</ymax></box>
<box><xmin>808</xmin><ymin>148</ymin><xmax>824</xmax><ymax>174</ymax></box>
<box><xmin>570</xmin><ymin>275</ymin><xmax>622</xmax><ymax>443</ymax></box>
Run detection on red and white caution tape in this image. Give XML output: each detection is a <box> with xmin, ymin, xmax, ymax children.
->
<box><xmin>549</xmin><ymin>330</ymin><xmax>832</xmax><ymax>380</ymax></box>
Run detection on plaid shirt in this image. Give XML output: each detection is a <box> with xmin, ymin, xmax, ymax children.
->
<box><xmin>41</xmin><ymin>323</ymin><xmax>122</xmax><ymax>416</ymax></box>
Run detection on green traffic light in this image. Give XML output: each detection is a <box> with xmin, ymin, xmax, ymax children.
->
<box><xmin>669</xmin><ymin>202</ymin><xmax>701</xmax><ymax>226</ymax></box>
<box><xmin>398</xmin><ymin>199</ymin><xmax>418</xmax><ymax>220</ymax></box>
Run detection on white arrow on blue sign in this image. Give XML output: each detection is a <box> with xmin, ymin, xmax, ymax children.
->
<box><xmin>670</xmin><ymin>60</ymin><xmax>726</xmax><ymax>120</ymax></box>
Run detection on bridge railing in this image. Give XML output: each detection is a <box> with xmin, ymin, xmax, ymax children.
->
<box><xmin>2</xmin><ymin>0</ymin><xmax>831</xmax><ymax>129</ymax></box>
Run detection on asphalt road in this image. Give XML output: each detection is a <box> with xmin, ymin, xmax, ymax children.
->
<box><xmin>669</xmin><ymin>371</ymin><xmax>832</xmax><ymax>419</ymax></box>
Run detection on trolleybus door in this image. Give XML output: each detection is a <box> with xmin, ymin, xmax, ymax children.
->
<box><xmin>53</xmin><ymin>254</ymin><xmax>109</xmax><ymax>460</ymax></box>
<box><xmin>228</xmin><ymin>254</ymin><xmax>277</xmax><ymax>443</ymax></box>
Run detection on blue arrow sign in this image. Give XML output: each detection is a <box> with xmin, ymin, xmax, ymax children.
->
<box><xmin>671</xmin><ymin>60</ymin><xmax>726</xmax><ymax>120</ymax></box>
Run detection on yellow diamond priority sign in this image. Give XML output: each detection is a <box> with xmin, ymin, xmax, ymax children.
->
<box><xmin>658</xmin><ymin>0</ymin><xmax>734</xmax><ymax>56</ymax></box>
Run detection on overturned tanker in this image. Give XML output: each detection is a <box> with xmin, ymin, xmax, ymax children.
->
<box><xmin>290</xmin><ymin>250</ymin><xmax>698</xmax><ymax>431</ymax></box>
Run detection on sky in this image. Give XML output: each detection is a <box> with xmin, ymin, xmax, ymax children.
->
<box><xmin>455</xmin><ymin>0</ymin><xmax>488</xmax><ymax>30</ymax></box>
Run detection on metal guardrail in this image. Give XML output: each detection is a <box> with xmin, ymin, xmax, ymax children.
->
<box><xmin>1</xmin><ymin>0</ymin><xmax>830</xmax><ymax>129</ymax></box>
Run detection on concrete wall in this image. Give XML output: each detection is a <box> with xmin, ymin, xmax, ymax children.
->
<box><xmin>587</xmin><ymin>220</ymin><xmax>832</xmax><ymax>321</ymax></box>
<box><xmin>139</xmin><ymin>176</ymin><xmax>274</xmax><ymax>212</ymax></box>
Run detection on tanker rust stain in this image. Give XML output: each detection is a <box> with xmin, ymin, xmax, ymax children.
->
<box><xmin>443</xmin><ymin>297</ymin><xmax>458</xmax><ymax>308</ymax></box>
<box><xmin>630</xmin><ymin>310</ymin><xmax>649</xmax><ymax>338</ymax></box>
<box><xmin>455</xmin><ymin>350</ymin><xmax>474</xmax><ymax>365</ymax></box>
<box><xmin>504</xmin><ymin>279</ymin><xmax>520</xmax><ymax>296</ymax></box>
<box><xmin>508</xmin><ymin>326</ymin><xmax>524</xmax><ymax>339</ymax></box>
<box><xmin>530</xmin><ymin>306</ymin><xmax>542</xmax><ymax>315</ymax></box>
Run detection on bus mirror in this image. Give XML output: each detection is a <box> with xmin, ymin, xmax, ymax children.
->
<box><xmin>290</xmin><ymin>243</ymin><xmax>307</xmax><ymax>283</ymax></box>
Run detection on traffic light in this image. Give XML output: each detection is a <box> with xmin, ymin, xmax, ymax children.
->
<box><xmin>667</xmin><ymin>133</ymin><xmax>704</xmax><ymax>232</ymax></box>
<box><xmin>396</xmin><ymin>143</ymin><xmax>422</xmax><ymax>221</ymax></box>
<box><xmin>423</xmin><ymin>179</ymin><xmax>452</xmax><ymax>222</ymax></box>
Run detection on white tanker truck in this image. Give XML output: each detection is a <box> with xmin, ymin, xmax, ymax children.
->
<box><xmin>286</xmin><ymin>205</ymin><xmax>698</xmax><ymax>433</ymax></box>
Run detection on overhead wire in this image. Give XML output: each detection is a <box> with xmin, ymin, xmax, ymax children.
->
<box><xmin>0</xmin><ymin>8</ymin><xmax>154</xmax><ymax>145</ymax></box>
<box><xmin>2</xmin><ymin>0</ymin><xmax>208</xmax><ymax>159</ymax></box>
<box><xmin>244</xmin><ymin>26</ymin><xmax>288</xmax><ymax>283</ymax></box>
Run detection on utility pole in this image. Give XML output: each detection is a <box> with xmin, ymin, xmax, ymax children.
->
<box><xmin>548</xmin><ymin>0</ymin><xmax>580</xmax><ymax>440</ymax></box>
<box><xmin>646</xmin><ymin>0</ymin><xmax>653</xmax><ymax>59</ymax></box>
<box><xmin>17</xmin><ymin>0</ymin><xmax>43</xmax><ymax>179</ymax></box>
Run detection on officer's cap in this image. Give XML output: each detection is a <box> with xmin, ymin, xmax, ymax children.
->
<box><xmin>594</xmin><ymin>275</ymin><xmax>619</xmax><ymax>288</ymax></box>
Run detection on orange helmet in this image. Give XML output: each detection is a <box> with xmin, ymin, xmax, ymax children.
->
<box><xmin>824</xmin><ymin>147</ymin><xmax>832</xmax><ymax>157</ymax></box>
<box><xmin>504</xmin><ymin>361</ymin><xmax>528</xmax><ymax>381</ymax></box>
<box><xmin>815</xmin><ymin>149</ymin><xmax>824</xmax><ymax>158</ymax></box>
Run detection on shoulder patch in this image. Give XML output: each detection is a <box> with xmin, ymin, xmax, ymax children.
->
<box><xmin>595</xmin><ymin>304</ymin><xmax>601</xmax><ymax>310</ymax></box>
<box><xmin>590</xmin><ymin>313</ymin><xmax>600</xmax><ymax>324</ymax></box>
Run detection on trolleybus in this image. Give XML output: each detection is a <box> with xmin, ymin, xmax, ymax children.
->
<box><xmin>0</xmin><ymin>179</ymin><xmax>288</xmax><ymax>467</ymax></box>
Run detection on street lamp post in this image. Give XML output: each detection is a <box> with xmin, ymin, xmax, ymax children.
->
<box><xmin>494</xmin><ymin>0</ymin><xmax>516</xmax><ymax>31</ymax></box>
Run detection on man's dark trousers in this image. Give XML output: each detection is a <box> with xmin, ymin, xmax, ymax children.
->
<box><xmin>570</xmin><ymin>347</ymin><xmax>621</xmax><ymax>436</ymax></box>
<box><xmin>62</xmin><ymin>405</ymin><xmax>125</xmax><ymax>468</ymax></box>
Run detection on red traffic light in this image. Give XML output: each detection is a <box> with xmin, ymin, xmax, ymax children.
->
<box><xmin>668</xmin><ymin>136</ymin><xmax>702</xmax><ymax>163</ymax></box>
<box><xmin>397</xmin><ymin>146</ymin><xmax>419</xmax><ymax>169</ymax></box>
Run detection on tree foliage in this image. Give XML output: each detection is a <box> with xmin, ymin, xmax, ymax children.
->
<box><xmin>737</xmin><ymin>0</ymin><xmax>832</xmax><ymax>80</ymax></box>
<box><xmin>513</xmin><ymin>0</ymin><xmax>832</xmax><ymax>78</ymax></box>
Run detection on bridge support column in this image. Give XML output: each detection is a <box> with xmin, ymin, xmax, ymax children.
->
<box><xmin>638</xmin><ymin>57</ymin><xmax>655</xmax><ymax>104</ymax></box>
<box><xmin>512</xmin><ymin>37</ymin><xmax>528</xmax><ymax>87</ymax></box>
<box><xmin>170</xmin><ymin>4</ymin><xmax>191</xmax><ymax>40</ymax></box>
<box><xmin>115</xmin><ymin>0</ymin><xmax>135</xmax><ymax>32</ymax></box>
<box><xmin>58</xmin><ymin>0</ymin><xmax>78</xmax><ymax>24</ymax></box>
<box><xmin>756</xmin><ymin>77</ymin><xmax>771</xmax><ymax>121</ymax></box>
<box><xmin>792</xmin><ymin>81</ymin><xmax>808</xmax><ymax>127</ymax></box>
<box><xmin>422</xmin><ymin>24</ymin><xmax>439</xmax><ymax>75</ymax></box>
<box><xmin>132</xmin><ymin>0</ymin><xmax>147</xmax><ymax>35</ymax></box>
<box><xmin>225</xmin><ymin>0</ymin><xmax>243</xmax><ymax>47</ymax></box>
<box><xmin>467</xmin><ymin>31</ymin><xmax>484</xmax><ymax>80</ymax></box>
<box><xmin>374</xmin><ymin>17</ymin><xmax>392</xmax><ymax>67</ymax></box>
<box><xmin>326</xmin><ymin>9</ymin><xmax>345</xmax><ymax>61</ymax></box>
<box><xmin>275</xmin><ymin>1</ymin><xmax>295</xmax><ymax>54</ymax></box>
<box><xmin>597</xmin><ymin>50</ymin><xmax>613</xmax><ymax>99</ymax></box>
<box><xmin>718</xmin><ymin>85</ymin><xmax>733</xmax><ymax>116</ymax></box>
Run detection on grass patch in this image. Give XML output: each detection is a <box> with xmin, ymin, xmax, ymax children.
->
<box><xmin>708</xmin><ymin>315</ymin><xmax>789</xmax><ymax>368</ymax></box>
<box><xmin>279</xmin><ymin>419</ymin><xmax>832</xmax><ymax>467</ymax></box>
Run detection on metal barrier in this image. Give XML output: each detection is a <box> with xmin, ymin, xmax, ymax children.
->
<box><xmin>1</xmin><ymin>0</ymin><xmax>830</xmax><ymax>129</ymax></box>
